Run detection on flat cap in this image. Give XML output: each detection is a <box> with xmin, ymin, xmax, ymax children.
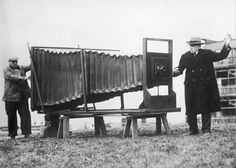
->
<box><xmin>8</xmin><ymin>57</ymin><xmax>18</xmax><ymax>62</ymax></box>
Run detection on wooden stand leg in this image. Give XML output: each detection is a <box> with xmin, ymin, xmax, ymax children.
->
<box><xmin>123</xmin><ymin>118</ymin><xmax>131</xmax><ymax>138</ymax></box>
<box><xmin>94</xmin><ymin>117</ymin><xmax>107</xmax><ymax>136</ymax></box>
<box><xmin>62</xmin><ymin>116</ymin><xmax>70</xmax><ymax>138</ymax></box>
<box><xmin>57</xmin><ymin>116</ymin><xmax>63</xmax><ymax>139</ymax></box>
<box><xmin>94</xmin><ymin>117</ymin><xmax>101</xmax><ymax>136</ymax></box>
<box><xmin>161</xmin><ymin>114</ymin><xmax>171</xmax><ymax>135</ymax></box>
<box><xmin>131</xmin><ymin>117</ymin><xmax>138</xmax><ymax>139</ymax></box>
<box><xmin>156</xmin><ymin>117</ymin><xmax>162</xmax><ymax>135</ymax></box>
<box><xmin>99</xmin><ymin>117</ymin><xmax>107</xmax><ymax>136</ymax></box>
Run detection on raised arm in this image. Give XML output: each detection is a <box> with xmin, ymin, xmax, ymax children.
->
<box><xmin>211</xmin><ymin>34</ymin><xmax>232</xmax><ymax>62</ymax></box>
<box><xmin>21</xmin><ymin>64</ymin><xmax>31</xmax><ymax>72</ymax></box>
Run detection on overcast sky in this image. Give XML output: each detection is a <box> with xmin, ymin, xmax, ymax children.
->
<box><xmin>0</xmin><ymin>0</ymin><xmax>235</xmax><ymax>126</ymax></box>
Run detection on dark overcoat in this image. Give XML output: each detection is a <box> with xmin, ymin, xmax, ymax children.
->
<box><xmin>177</xmin><ymin>45</ymin><xmax>231</xmax><ymax>115</ymax></box>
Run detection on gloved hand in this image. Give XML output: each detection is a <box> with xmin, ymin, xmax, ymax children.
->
<box><xmin>224</xmin><ymin>34</ymin><xmax>232</xmax><ymax>46</ymax></box>
<box><xmin>18</xmin><ymin>75</ymin><xmax>26</xmax><ymax>80</ymax></box>
<box><xmin>171</xmin><ymin>67</ymin><xmax>180</xmax><ymax>77</ymax></box>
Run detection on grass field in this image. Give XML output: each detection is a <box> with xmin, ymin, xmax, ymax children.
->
<box><xmin>0</xmin><ymin>123</ymin><xmax>235</xmax><ymax>168</ymax></box>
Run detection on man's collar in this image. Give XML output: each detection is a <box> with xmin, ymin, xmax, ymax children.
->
<box><xmin>10</xmin><ymin>65</ymin><xmax>20</xmax><ymax>69</ymax></box>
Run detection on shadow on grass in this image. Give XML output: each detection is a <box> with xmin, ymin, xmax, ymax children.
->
<box><xmin>69</xmin><ymin>124</ymin><xmax>189</xmax><ymax>139</ymax></box>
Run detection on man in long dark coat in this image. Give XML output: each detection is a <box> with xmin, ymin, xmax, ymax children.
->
<box><xmin>172</xmin><ymin>34</ymin><xmax>232</xmax><ymax>135</ymax></box>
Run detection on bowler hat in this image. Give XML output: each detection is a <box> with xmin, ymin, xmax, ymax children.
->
<box><xmin>8</xmin><ymin>57</ymin><xmax>18</xmax><ymax>62</ymax></box>
<box><xmin>186</xmin><ymin>37</ymin><xmax>204</xmax><ymax>45</ymax></box>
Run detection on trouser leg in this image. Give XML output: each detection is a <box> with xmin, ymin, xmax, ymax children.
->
<box><xmin>5</xmin><ymin>102</ymin><xmax>18</xmax><ymax>137</ymax></box>
<box><xmin>201</xmin><ymin>113</ymin><xmax>211</xmax><ymax>133</ymax></box>
<box><xmin>187</xmin><ymin>114</ymin><xmax>198</xmax><ymax>134</ymax></box>
<box><xmin>18</xmin><ymin>100</ymin><xmax>31</xmax><ymax>135</ymax></box>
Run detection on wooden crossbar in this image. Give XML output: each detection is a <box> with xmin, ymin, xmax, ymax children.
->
<box><xmin>45</xmin><ymin>108</ymin><xmax>181</xmax><ymax>115</ymax></box>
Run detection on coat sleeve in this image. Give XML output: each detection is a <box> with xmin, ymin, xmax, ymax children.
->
<box><xmin>175</xmin><ymin>54</ymin><xmax>186</xmax><ymax>76</ymax></box>
<box><xmin>210</xmin><ymin>44</ymin><xmax>231</xmax><ymax>62</ymax></box>
<box><xmin>3</xmin><ymin>68</ymin><xmax>23</xmax><ymax>81</ymax></box>
<box><xmin>21</xmin><ymin>64</ymin><xmax>31</xmax><ymax>72</ymax></box>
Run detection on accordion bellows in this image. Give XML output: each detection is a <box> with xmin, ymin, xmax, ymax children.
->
<box><xmin>31</xmin><ymin>49</ymin><xmax>144</xmax><ymax>111</ymax></box>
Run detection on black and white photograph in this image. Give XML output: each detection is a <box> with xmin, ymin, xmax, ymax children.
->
<box><xmin>0</xmin><ymin>0</ymin><xmax>236</xmax><ymax>167</ymax></box>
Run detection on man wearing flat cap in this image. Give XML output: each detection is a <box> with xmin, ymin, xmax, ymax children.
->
<box><xmin>2</xmin><ymin>57</ymin><xmax>31</xmax><ymax>140</ymax></box>
<box><xmin>172</xmin><ymin>34</ymin><xmax>232</xmax><ymax>135</ymax></box>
